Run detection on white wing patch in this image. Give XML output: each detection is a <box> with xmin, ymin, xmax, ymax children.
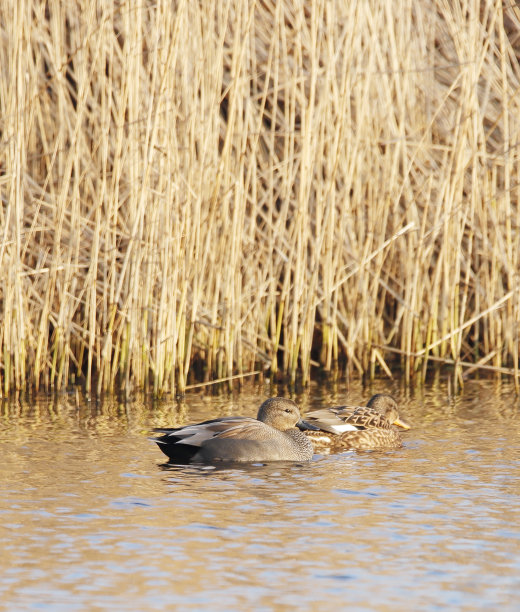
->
<box><xmin>329</xmin><ymin>423</ymin><xmax>360</xmax><ymax>433</ymax></box>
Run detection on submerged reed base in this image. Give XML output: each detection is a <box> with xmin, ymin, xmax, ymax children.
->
<box><xmin>1</xmin><ymin>1</ymin><xmax>519</xmax><ymax>395</ymax></box>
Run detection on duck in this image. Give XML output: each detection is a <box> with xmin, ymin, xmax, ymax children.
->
<box><xmin>303</xmin><ymin>393</ymin><xmax>410</xmax><ymax>452</ymax></box>
<box><xmin>151</xmin><ymin>396</ymin><xmax>317</xmax><ymax>463</ymax></box>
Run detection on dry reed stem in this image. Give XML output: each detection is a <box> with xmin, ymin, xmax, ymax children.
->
<box><xmin>1</xmin><ymin>0</ymin><xmax>520</xmax><ymax>395</ymax></box>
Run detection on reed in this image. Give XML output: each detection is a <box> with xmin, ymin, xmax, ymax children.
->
<box><xmin>1</xmin><ymin>0</ymin><xmax>519</xmax><ymax>395</ymax></box>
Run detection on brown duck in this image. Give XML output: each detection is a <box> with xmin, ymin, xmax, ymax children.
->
<box><xmin>303</xmin><ymin>393</ymin><xmax>410</xmax><ymax>452</ymax></box>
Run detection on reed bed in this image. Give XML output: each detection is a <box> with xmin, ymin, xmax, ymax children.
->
<box><xmin>1</xmin><ymin>0</ymin><xmax>520</xmax><ymax>395</ymax></box>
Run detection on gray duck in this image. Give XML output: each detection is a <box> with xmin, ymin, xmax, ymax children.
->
<box><xmin>152</xmin><ymin>397</ymin><xmax>317</xmax><ymax>463</ymax></box>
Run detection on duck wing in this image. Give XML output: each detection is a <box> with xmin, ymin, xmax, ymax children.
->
<box><xmin>153</xmin><ymin>416</ymin><xmax>258</xmax><ymax>448</ymax></box>
<box><xmin>304</xmin><ymin>406</ymin><xmax>361</xmax><ymax>434</ymax></box>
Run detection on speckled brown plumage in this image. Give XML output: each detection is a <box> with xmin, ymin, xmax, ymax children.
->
<box><xmin>304</xmin><ymin>393</ymin><xmax>410</xmax><ymax>453</ymax></box>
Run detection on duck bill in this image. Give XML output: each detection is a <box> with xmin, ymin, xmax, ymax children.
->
<box><xmin>296</xmin><ymin>419</ymin><xmax>320</xmax><ymax>432</ymax></box>
<box><xmin>393</xmin><ymin>417</ymin><xmax>411</xmax><ymax>430</ymax></box>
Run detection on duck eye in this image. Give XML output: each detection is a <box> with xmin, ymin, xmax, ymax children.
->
<box><xmin>285</xmin><ymin>408</ymin><xmax>292</xmax><ymax>413</ymax></box>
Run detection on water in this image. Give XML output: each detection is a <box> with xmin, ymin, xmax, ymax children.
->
<box><xmin>1</xmin><ymin>379</ymin><xmax>519</xmax><ymax>611</ymax></box>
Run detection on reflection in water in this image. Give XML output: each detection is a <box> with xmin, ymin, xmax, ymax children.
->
<box><xmin>0</xmin><ymin>380</ymin><xmax>519</xmax><ymax>610</ymax></box>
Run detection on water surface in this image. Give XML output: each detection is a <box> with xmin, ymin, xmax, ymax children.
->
<box><xmin>1</xmin><ymin>379</ymin><xmax>519</xmax><ymax>610</ymax></box>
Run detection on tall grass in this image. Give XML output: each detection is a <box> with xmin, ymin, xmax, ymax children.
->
<box><xmin>1</xmin><ymin>0</ymin><xmax>520</xmax><ymax>396</ymax></box>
